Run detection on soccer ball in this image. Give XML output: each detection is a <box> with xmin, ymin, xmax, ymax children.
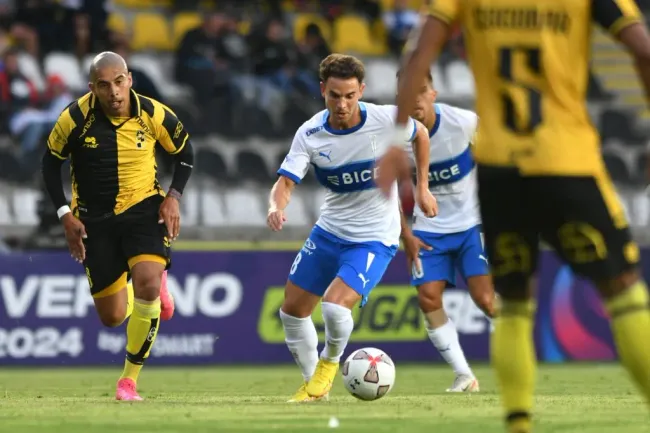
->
<box><xmin>341</xmin><ymin>347</ymin><xmax>395</xmax><ymax>401</ymax></box>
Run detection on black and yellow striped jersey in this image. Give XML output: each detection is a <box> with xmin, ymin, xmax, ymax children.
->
<box><xmin>47</xmin><ymin>89</ymin><xmax>189</xmax><ymax>219</ymax></box>
<box><xmin>428</xmin><ymin>0</ymin><xmax>642</xmax><ymax>175</ymax></box>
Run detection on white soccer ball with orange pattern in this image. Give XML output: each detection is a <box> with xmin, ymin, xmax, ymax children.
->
<box><xmin>341</xmin><ymin>347</ymin><xmax>396</xmax><ymax>401</ymax></box>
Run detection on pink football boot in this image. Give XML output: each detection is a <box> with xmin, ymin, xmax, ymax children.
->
<box><xmin>159</xmin><ymin>270</ymin><xmax>174</xmax><ymax>321</ymax></box>
<box><xmin>115</xmin><ymin>378</ymin><xmax>143</xmax><ymax>401</ymax></box>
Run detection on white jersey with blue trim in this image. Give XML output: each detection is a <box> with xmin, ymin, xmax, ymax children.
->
<box><xmin>408</xmin><ymin>103</ymin><xmax>480</xmax><ymax>234</ymax></box>
<box><xmin>278</xmin><ymin>102</ymin><xmax>417</xmax><ymax>246</ymax></box>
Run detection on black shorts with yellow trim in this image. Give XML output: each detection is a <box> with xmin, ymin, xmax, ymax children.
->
<box><xmin>476</xmin><ymin>165</ymin><xmax>639</xmax><ymax>291</ymax></box>
<box><xmin>82</xmin><ymin>195</ymin><xmax>171</xmax><ymax>298</ymax></box>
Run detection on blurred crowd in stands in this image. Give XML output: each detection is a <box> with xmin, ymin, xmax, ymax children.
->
<box><xmin>0</xmin><ymin>0</ymin><xmax>649</xmax><ymax>185</ymax></box>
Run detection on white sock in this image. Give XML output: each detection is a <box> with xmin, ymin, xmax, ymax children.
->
<box><xmin>427</xmin><ymin>319</ymin><xmax>473</xmax><ymax>376</ymax></box>
<box><xmin>320</xmin><ymin>302</ymin><xmax>354</xmax><ymax>363</ymax></box>
<box><xmin>280</xmin><ymin>310</ymin><xmax>319</xmax><ymax>382</ymax></box>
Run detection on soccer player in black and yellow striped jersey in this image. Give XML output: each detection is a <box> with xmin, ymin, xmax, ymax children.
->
<box><xmin>41</xmin><ymin>52</ymin><xmax>194</xmax><ymax>401</ymax></box>
<box><xmin>381</xmin><ymin>0</ymin><xmax>650</xmax><ymax>431</ymax></box>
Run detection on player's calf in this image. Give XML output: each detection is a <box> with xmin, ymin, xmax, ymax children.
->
<box><xmin>467</xmin><ymin>275</ymin><xmax>497</xmax><ymax>318</ymax></box>
<box><xmin>596</xmin><ymin>269</ymin><xmax>650</xmax><ymax>404</ymax></box>
<box><xmin>417</xmin><ymin>281</ymin><xmax>475</xmax><ymax>387</ymax></box>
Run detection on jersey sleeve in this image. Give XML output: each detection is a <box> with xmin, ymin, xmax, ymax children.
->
<box><xmin>47</xmin><ymin>108</ymin><xmax>76</xmax><ymax>160</ymax></box>
<box><xmin>592</xmin><ymin>0</ymin><xmax>643</xmax><ymax>36</ymax></box>
<box><xmin>152</xmin><ymin>101</ymin><xmax>190</xmax><ymax>155</ymax></box>
<box><xmin>277</xmin><ymin>130</ymin><xmax>312</xmax><ymax>184</ymax></box>
<box><xmin>428</xmin><ymin>0</ymin><xmax>461</xmax><ymax>25</ymax></box>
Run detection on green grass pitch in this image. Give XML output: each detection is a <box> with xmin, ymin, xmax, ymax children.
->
<box><xmin>0</xmin><ymin>364</ymin><xmax>648</xmax><ymax>432</ymax></box>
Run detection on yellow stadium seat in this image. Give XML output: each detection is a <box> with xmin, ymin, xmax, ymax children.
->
<box><xmin>293</xmin><ymin>13</ymin><xmax>332</xmax><ymax>44</ymax></box>
<box><xmin>333</xmin><ymin>15</ymin><xmax>387</xmax><ymax>56</ymax></box>
<box><xmin>131</xmin><ymin>13</ymin><xmax>172</xmax><ymax>51</ymax></box>
<box><xmin>106</xmin><ymin>13</ymin><xmax>128</xmax><ymax>35</ymax></box>
<box><xmin>173</xmin><ymin>13</ymin><xmax>202</xmax><ymax>47</ymax></box>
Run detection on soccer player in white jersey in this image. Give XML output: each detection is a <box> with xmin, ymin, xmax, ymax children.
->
<box><xmin>398</xmin><ymin>71</ymin><xmax>496</xmax><ymax>393</ymax></box>
<box><xmin>267</xmin><ymin>54</ymin><xmax>437</xmax><ymax>402</ymax></box>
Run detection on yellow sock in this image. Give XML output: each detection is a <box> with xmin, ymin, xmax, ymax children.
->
<box><xmin>491</xmin><ymin>300</ymin><xmax>536</xmax><ymax>433</ymax></box>
<box><xmin>605</xmin><ymin>281</ymin><xmax>650</xmax><ymax>404</ymax></box>
<box><xmin>120</xmin><ymin>298</ymin><xmax>161</xmax><ymax>383</ymax></box>
<box><xmin>125</xmin><ymin>282</ymin><xmax>134</xmax><ymax>319</ymax></box>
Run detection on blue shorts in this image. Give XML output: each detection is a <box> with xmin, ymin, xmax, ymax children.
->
<box><xmin>410</xmin><ymin>224</ymin><xmax>489</xmax><ymax>288</ymax></box>
<box><xmin>288</xmin><ymin>225</ymin><xmax>397</xmax><ymax>306</ymax></box>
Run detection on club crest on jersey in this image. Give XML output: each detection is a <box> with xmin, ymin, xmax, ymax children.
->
<box><xmin>136</xmin><ymin>130</ymin><xmax>146</xmax><ymax>148</ymax></box>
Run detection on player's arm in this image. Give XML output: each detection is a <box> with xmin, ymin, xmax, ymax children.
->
<box><xmin>153</xmin><ymin>103</ymin><xmax>194</xmax><ymax>199</ymax></box>
<box><xmin>411</xmin><ymin>119</ymin><xmax>431</xmax><ymax>188</ymax></box>
<box><xmin>41</xmin><ymin>106</ymin><xmax>88</xmax><ymax>262</ymax></box>
<box><xmin>41</xmin><ymin>108</ymin><xmax>74</xmax><ymax>217</ymax></box>
<box><xmin>268</xmin><ymin>130</ymin><xmax>311</xmax><ymax>231</ymax></box>
<box><xmin>395</xmin><ymin>1</ymin><xmax>458</xmax><ymax>127</ymax></box>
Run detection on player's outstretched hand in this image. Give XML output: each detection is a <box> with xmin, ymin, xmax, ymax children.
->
<box><xmin>159</xmin><ymin>196</ymin><xmax>181</xmax><ymax>240</ymax></box>
<box><xmin>375</xmin><ymin>146</ymin><xmax>410</xmax><ymax>196</ymax></box>
<box><xmin>62</xmin><ymin>213</ymin><xmax>87</xmax><ymax>263</ymax></box>
<box><xmin>403</xmin><ymin>233</ymin><xmax>432</xmax><ymax>277</ymax></box>
<box><xmin>415</xmin><ymin>187</ymin><xmax>438</xmax><ymax>218</ymax></box>
<box><xmin>267</xmin><ymin>208</ymin><xmax>286</xmax><ymax>232</ymax></box>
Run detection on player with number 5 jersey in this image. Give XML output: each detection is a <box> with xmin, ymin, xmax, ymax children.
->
<box><xmin>266</xmin><ymin>54</ymin><xmax>436</xmax><ymax>403</ymax></box>
<box><xmin>391</xmin><ymin>0</ymin><xmax>650</xmax><ymax>432</ymax></box>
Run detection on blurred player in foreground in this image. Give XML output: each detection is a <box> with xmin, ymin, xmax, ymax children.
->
<box><xmin>384</xmin><ymin>0</ymin><xmax>650</xmax><ymax>431</ymax></box>
<box><xmin>267</xmin><ymin>54</ymin><xmax>437</xmax><ymax>402</ymax></box>
<box><xmin>41</xmin><ymin>52</ymin><xmax>194</xmax><ymax>401</ymax></box>
<box><xmin>398</xmin><ymin>69</ymin><xmax>495</xmax><ymax>393</ymax></box>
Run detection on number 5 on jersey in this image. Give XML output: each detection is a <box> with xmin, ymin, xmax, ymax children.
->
<box><xmin>499</xmin><ymin>46</ymin><xmax>543</xmax><ymax>135</ymax></box>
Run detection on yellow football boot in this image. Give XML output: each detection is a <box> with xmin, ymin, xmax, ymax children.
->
<box><xmin>287</xmin><ymin>383</ymin><xmax>329</xmax><ymax>403</ymax></box>
<box><xmin>305</xmin><ymin>359</ymin><xmax>339</xmax><ymax>398</ymax></box>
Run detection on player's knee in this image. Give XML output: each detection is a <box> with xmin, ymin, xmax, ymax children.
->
<box><xmin>322</xmin><ymin>278</ymin><xmax>360</xmax><ymax>309</ymax></box>
<box><xmin>282</xmin><ymin>281</ymin><xmax>319</xmax><ymax>318</ymax></box>
<box><xmin>417</xmin><ymin>285</ymin><xmax>443</xmax><ymax>313</ymax></box>
<box><xmin>131</xmin><ymin>266</ymin><xmax>163</xmax><ymax>302</ymax></box>
<box><xmin>596</xmin><ymin>268</ymin><xmax>641</xmax><ymax>300</ymax></box>
<box><xmin>97</xmin><ymin>308</ymin><xmax>127</xmax><ymax>328</ymax></box>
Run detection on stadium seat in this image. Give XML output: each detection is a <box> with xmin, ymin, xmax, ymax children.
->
<box><xmin>446</xmin><ymin>61</ymin><xmax>475</xmax><ymax>97</ymax></box>
<box><xmin>12</xmin><ymin>188</ymin><xmax>39</xmax><ymax>226</ymax></box>
<box><xmin>172</xmin><ymin>13</ymin><xmax>202</xmax><ymax>48</ymax></box>
<box><xmin>128</xmin><ymin>53</ymin><xmax>190</xmax><ymax>101</ymax></box>
<box><xmin>43</xmin><ymin>53</ymin><xmax>84</xmax><ymax>91</ymax></box>
<box><xmin>636</xmin><ymin>152</ymin><xmax>647</xmax><ymax>182</ymax></box>
<box><xmin>602</xmin><ymin>153</ymin><xmax>630</xmax><ymax>183</ymax></box>
<box><xmin>283</xmin><ymin>193</ymin><xmax>311</xmax><ymax>226</ymax></box>
<box><xmin>236</xmin><ymin>150</ymin><xmax>272</xmax><ymax>183</ymax></box>
<box><xmin>106</xmin><ymin>12</ymin><xmax>128</xmax><ymax>35</ymax></box>
<box><xmin>364</xmin><ymin>59</ymin><xmax>398</xmax><ymax>100</ymax></box>
<box><xmin>293</xmin><ymin>13</ymin><xmax>332</xmax><ymax>43</ymax></box>
<box><xmin>131</xmin><ymin>13</ymin><xmax>173</xmax><ymax>51</ymax></box>
<box><xmin>0</xmin><ymin>193</ymin><xmax>11</xmax><ymax>225</ymax></box>
<box><xmin>196</xmin><ymin>148</ymin><xmax>230</xmax><ymax>182</ymax></box>
<box><xmin>202</xmin><ymin>191</ymin><xmax>227</xmax><ymax>226</ymax></box>
<box><xmin>223</xmin><ymin>188</ymin><xmax>266</xmax><ymax>226</ymax></box>
<box><xmin>333</xmin><ymin>15</ymin><xmax>387</xmax><ymax>56</ymax></box>
<box><xmin>17</xmin><ymin>53</ymin><xmax>45</xmax><ymax>92</ymax></box>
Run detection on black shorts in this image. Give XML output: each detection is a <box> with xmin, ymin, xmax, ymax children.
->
<box><xmin>82</xmin><ymin>194</ymin><xmax>171</xmax><ymax>297</ymax></box>
<box><xmin>477</xmin><ymin>165</ymin><xmax>639</xmax><ymax>291</ymax></box>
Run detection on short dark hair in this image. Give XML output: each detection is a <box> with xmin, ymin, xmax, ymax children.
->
<box><xmin>319</xmin><ymin>54</ymin><xmax>365</xmax><ymax>83</ymax></box>
<box><xmin>396</xmin><ymin>68</ymin><xmax>433</xmax><ymax>84</ymax></box>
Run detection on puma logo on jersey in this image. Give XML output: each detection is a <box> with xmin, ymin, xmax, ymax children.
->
<box><xmin>358</xmin><ymin>273</ymin><xmax>370</xmax><ymax>288</ymax></box>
